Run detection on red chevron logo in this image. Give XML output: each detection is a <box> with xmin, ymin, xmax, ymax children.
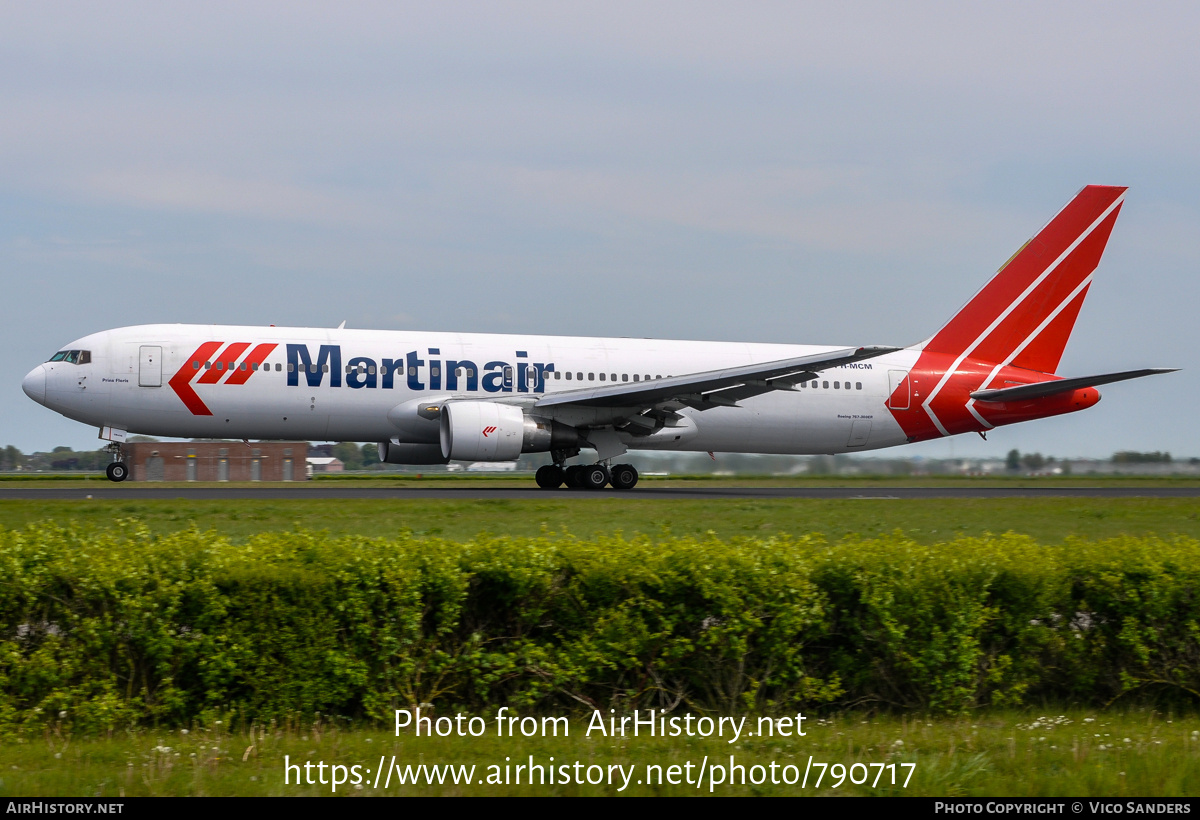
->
<box><xmin>482</xmin><ymin>426</ymin><xmax>497</xmax><ymax>437</ymax></box>
<box><xmin>169</xmin><ymin>341</ymin><xmax>278</xmax><ymax>415</ymax></box>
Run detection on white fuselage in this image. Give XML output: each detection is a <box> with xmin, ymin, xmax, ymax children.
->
<box><xmin>28</xmin><ymin>324</ymin><xmax>917</xmax><ymax>455</ymax></box>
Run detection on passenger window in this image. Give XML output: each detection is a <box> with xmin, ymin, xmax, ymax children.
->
<box><xmin>466</xmin><ymin>369</ymin><xmax>474</xmax><ymax>378</ymax></box>
<box><xmin>287</xmin><ymin>363</ymin><xmax>294</xmax><ymax>372</ymax></box>
<box><xmin>370</xmin><ymin>366</ymin><xmax>377</xmax><ymax>375</ymax></box>
<box><xmin>409</xmin><ymin>367</ymin><xmax>417</xmax><ymax>376</ymax></box>
<box><xmin>277</xmin><ymin>363</ymin><xmax>284</xmax><ymax>372</ymax></box>
<box><xmin>856</xmin><ymin>382</ymin><xmax>862</xmax><ymax>390</ymax></box>
<box><xmin>204</xmin><ymin>362</ymin><xmax>211</xmax><ymax>370</ymax></box>
<box><xmin>600</xmin><ymin>373</ymin><xmax>606</xmax><ymax>381</ymax></box>
<box><xmin>241</xmin><ymin>363</ymin><xmax>247</xmax><ymax>371</ymax></box>
<box><xmin>588</xmin><ymin>373</ymin><xmax>594</xmax><ymax>381</ymax></box>
<box><xmin>565</xmin><ymin>372</ymin><xmax>572</xmax><ymax>380</ymax></box>
<box><xmin>322</xmin><ymin>365</ymin><xmax>329</xmax><ymax>373</ymax></box>
<box><xmin>346</xmin><ymin>365</ymin><xmax>353</xmax><ymax>374</ymax></box>
<box><xmin>833</xmin><ymin>381</ymin><xmax>839</xmax><ymax>389</ymax></box>
<box><xmin>577</xmin><ymin>372</ymin><xmax>583</xmax><ymax>380</ymax></box>
<box><xmin>251</xmin><ymin>363</ymin><xmax>258</xmax><ymax>371</ymax></box>
<box><xmin>554</xmin><ymin>371</ymin><xmax>561</xmax><ymax>380</ymax></box>
<box><xmin>193</xmin><ymin>361</ymin><xmax>201</xmax><ymax>370</ymax></box>
<box><xmin>823</xmin><ymin>381</ymin><xmax>829</xmax><ymax>388</ymax></box>
<box><xmin>429</xmin><ymin>367</ymin><xmax>437</xmax><ymax>377</ymax></box>
<box><xmin>632</xmin><ymin>374</ymin><xmax>639</xmax><ymax>382</ymax></box>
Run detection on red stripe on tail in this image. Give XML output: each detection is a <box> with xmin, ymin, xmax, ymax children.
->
<box><xmin>923</xmin><ymin>185</ymin><xmax>1125</xmax><ymax>368</ymax></box>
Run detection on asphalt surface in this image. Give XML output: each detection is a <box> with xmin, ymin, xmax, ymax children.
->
<box><xmin>2</xmin><ymin>485</ymin><xmax>1199</xmax><ymax>500</ymax></box>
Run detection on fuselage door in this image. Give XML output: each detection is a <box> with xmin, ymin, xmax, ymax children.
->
<box><xmin>139</xmin><ymin>346</ymin><xmax>163</xmax><ymax>387</ymax></box>
<box><xmin>847</xmin><ymin>418</ymin><xmax>872</xmax><ymax>447</ymax></box>
<box><xmin>887</xmin><ymin>369</ymin><xmax>909</xmax><ymax>410</ymax></box>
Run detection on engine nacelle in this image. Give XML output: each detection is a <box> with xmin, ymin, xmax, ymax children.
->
<box><xmin>386</xmin><ymin>397</ymin><xmax>451</xmax><ymax>443</ymax></box>
<box><xmin>439</xmin><ymin>402</ymin><xmax>581</xmax><ymax>461</ymax></box>
<box><xmin>377</xmin><ymin>440</ymin><xmax>450</xmax><ymax>465</ymax></box>
<box><xmin>440</xmin><ymin>401</ymin><xmax>525</xmax><ymax>461</ymax></box>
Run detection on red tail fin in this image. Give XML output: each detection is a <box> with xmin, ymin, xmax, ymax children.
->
<box><xmin>922</xmin><ymin>185</ymin><xmax>1126</xmax><ymax>374</ymax></box>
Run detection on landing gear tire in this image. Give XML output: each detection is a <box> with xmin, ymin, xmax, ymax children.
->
<box><xmin>582</xmin><ymin>464</ymin><xmax>610</xmax><ymax>490</ymax></box>
<box><xmin>105</xmin><ymin>462</ymin><xmax>128</xmax><ymax>483</ymax></box>
<box><xmin>610</xmin><ymin>463</ymin><xmax>638</xmax><ymax>490</ymax></box>
<box><xmin>564</xmin><ymin>465</ymin><xmax>585</xmax><ymax>489</ymax></box>
<box><xmin>535</xmin><ymin>465</ymin><xmax>564</xmax><ymax>489</ymax></box>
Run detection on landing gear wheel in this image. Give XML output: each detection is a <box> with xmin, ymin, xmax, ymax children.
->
<box><xmin>582</xmin><ymin>464</ymin><xmax>610</xmax><ymax>490</ymax></box>
<box><xmin>105</xmin><ymin>462</ymin><xmax>128</xmax><ymax>483</ymax></box>
<box><xmin>610</xmin><ymin>463</ymin><xmax>638</xmax><ymax>490</ymax></box>
<box><xmin>564</xmin><ymin>465</ymin><xmax>585</xmax><ymax>489</ymax></box>
<box><xmin>535</xmin><ymin>465</ymin><xmax>564</xmax><ymax>489</ymax></box>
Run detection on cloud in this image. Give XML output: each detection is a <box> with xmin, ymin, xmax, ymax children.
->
<box><xmin>78</xmin><ymin>168</ymin><xmax>381</xmax><ymax>227</ymax></box>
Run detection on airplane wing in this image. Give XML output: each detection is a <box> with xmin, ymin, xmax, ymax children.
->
<box><xmin>970</xmin><ymin>368</ymin><xmax>1178</xmax><ymax>402</ymax></box>
<box><xmin>534</xmin><ymin>345</ymin><xmax>899</xmax><ymax>412</ymax></box>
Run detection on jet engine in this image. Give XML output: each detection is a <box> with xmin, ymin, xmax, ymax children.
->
<box><xmin>439</xmin><ymin>401</ymin><xmax>579</xmax><ymax>461</ymax></box>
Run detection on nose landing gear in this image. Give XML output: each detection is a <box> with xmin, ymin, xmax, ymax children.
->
<box><xmin>104</xmin><ymin>442</ymin><xmax>128</xmax><ymax>482</ymax></box>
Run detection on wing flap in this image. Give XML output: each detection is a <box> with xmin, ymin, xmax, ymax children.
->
<box><xmin>970</xmin><ymin>368</ymin><xmax>1178</xmax><ymax>402</ymax></box>
<box><xmin>534</xmin><ymin>346</ymin><xmax>897</xmax><ymax>410</ymax></box>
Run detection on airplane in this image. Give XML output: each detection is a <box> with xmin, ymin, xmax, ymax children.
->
<box><xmin>21</xmin><ymin>185</ymin><xmax>1176</xmax><ymax>489</ymax></box>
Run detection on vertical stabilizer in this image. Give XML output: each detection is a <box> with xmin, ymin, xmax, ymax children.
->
<box><xmin>922</xmin><ymin>185</ymin><xmax>1126</xmax><ymax>374</ymax></box>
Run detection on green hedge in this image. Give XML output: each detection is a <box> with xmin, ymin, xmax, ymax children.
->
<box><xmin>2</xmin><ymin>522</ymin><xmax>1199</xmax><ymax>729</ymax></box>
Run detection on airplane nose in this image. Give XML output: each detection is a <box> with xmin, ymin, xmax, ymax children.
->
<box><xmin>22</xmin><ymin>365</ymin><xmax>46</xmax><ymax>405</ymax></box>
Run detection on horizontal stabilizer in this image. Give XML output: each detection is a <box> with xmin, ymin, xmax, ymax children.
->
<box><xmin>970</xmin><ymin>368</ymin><xmax>1178</xmax><ymax>402</ymax></box>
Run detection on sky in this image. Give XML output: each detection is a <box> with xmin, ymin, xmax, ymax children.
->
<box><xmin>2</xmin><ymin>2</ymin><xmax>1197</xmax><ymax>458</ymax></box>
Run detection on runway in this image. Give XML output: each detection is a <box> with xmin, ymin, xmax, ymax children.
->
<box><xmin>2</xmin><ymin>485</ymin><xmax>1199</xmax><ymax>500</ymax></box>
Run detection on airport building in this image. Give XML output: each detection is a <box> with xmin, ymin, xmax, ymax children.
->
<box><xmin>122</xmin><ymin>441</ymin><xmax>308</xmax><ymax>482</ymax></box>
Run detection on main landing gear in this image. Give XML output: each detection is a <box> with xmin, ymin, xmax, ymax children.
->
<box><xmin>535</xmin><ymin>462</ymin><xmax>639</xmax><ymax>490</ymax></box>
<box><xmin>104</xmin><ymin>442</ymin><xmax>128</xmax><ymax>483</ymax></box>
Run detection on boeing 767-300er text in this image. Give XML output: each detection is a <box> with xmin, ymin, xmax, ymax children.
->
<box><xmin>22</xmin><ymin>185</ymin><xmax>1177</xmax><ymax>489</ymax></box>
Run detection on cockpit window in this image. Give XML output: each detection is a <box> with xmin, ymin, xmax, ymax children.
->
<box><xmin>46</xmin><ymin>350</ymin><xmax>90</xmax><ymax>364</ymax></box>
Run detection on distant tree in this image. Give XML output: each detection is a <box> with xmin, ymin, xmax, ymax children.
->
<box><xmin>1006</xmin><ymin>449</ymin><xmax>1021</xmax><ymax>471</ymax></box>
<box><xmin>1</xmin><ymin>445</ymin><xmax>22</xmax><ymax>471</ymax></box>
<box><xmin>1021</xmin><ymin>452</ymin><xmax>1046</xmax><ymax>471</ymax></box>
<box><xmin>360</xmin><ymin>443</ymin><xmax>380</xmax><ymax>468</ymax></box>
<box><xmin>1113</xmin><ymin>451</ymin><xmax>1172</xmax><ymax>464</ymax></box>
<box><xmin>331</xmin><ymin>441</ymin><xmax>364</xmax><ymax>470</ymax></box>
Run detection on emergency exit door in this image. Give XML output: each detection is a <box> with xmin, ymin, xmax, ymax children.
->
<box><xmin>139</xmin><ymin>346</ymin><xmax>162</xmax><ymax>387</ymax></box>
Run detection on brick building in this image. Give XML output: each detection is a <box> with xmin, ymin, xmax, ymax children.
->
<box><xmin>122</xmin><ymin>441</ymin><xmax>307</xmax><ymax>482</ymax></box>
